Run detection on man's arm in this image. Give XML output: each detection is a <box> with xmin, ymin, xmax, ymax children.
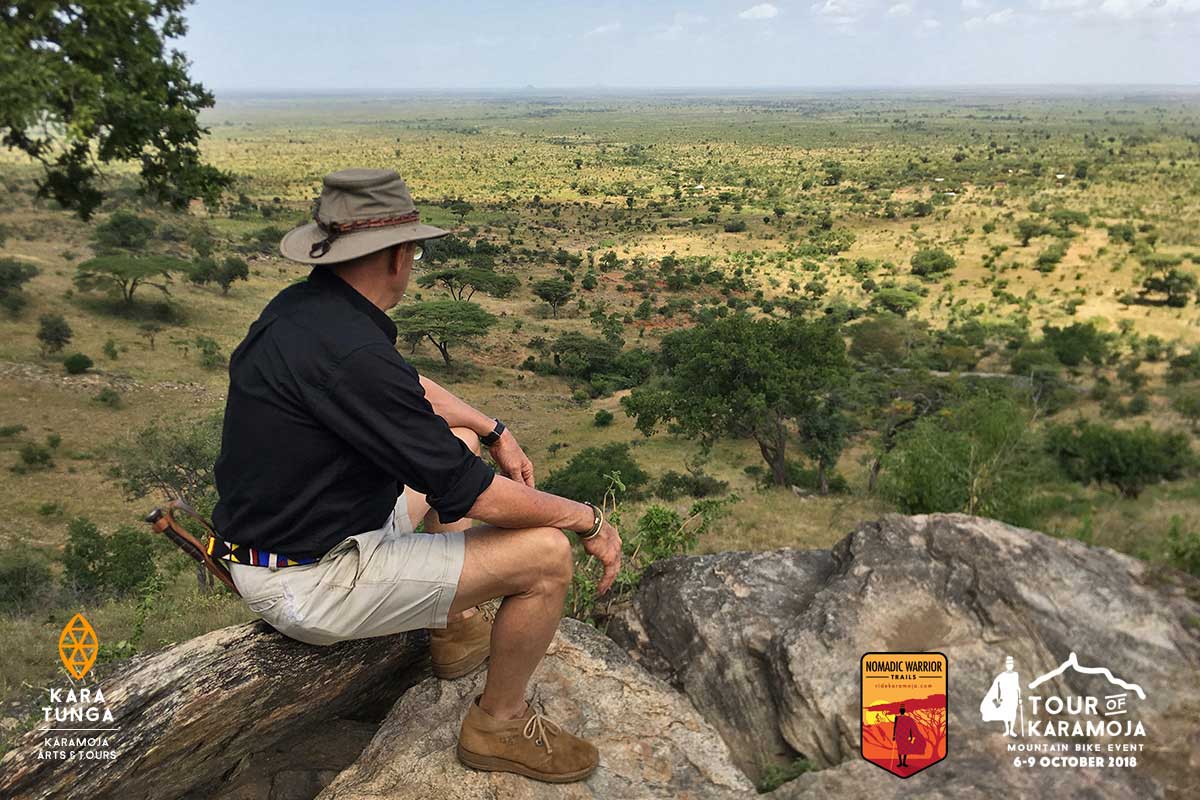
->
<box><xmin>419</xmin><ymin>374</ymin><xmax>494</xmax><ymax>435</ymax></box>
<box><xmin>467</xmin><ymin>473</ymin><xmax>592</xmax><ymax>532</ymax></box>
<box><xmin>419</xmin><ymin>374</ymin><xmax>536</xmax><ymax>487</ymax></box>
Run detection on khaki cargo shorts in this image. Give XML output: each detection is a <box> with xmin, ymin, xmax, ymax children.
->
<box><xmin>227</xmin><ymin>491</ymin><xmax>466</xmax><ymax>646</ymax></box>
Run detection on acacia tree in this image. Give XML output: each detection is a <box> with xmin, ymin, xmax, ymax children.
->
<box><xmin>533</xmin><ymin>277</ymin><xmax>574</xmax><ymax>318</ymax></box>
<box><xmin>75</xmin><ymin>254</ymin><xmax>187</xmax><ymax>305</ymax></box>
<box><xmin>391</xmin><ymin>300</ymin><xmax>497</xmax><ymax>366</ymax></box>
<box><xmin>417</xmin><ymin>266</ymin><xmax>518</xmax><ymax>301</ymax></box>
<box><xmin>911</xmin><ymin>706</ymin><xmax>947</xmax><ymax>758</ymax></box>
<box><xmin>621</xmin><ymin>314</ymin><xmax>850</xmax><ymax>486</ymax></box>
<box><xmin>0</xmin><ymin>1</ymin><xmax>231</xmax><ymax>219</ymax></box>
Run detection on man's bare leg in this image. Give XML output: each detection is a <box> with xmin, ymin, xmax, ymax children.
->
<box><xmin>407</xmin><ymin>425</ymin><xmax>574</xmax><ymax>720</ymax></box>
<box><xmin>445</xmin><ymin>524</ymin><xmax>573</xmax><ymax>720</ymax></box>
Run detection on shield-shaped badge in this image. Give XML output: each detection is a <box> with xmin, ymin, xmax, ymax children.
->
<box><xmin>861</xmin><ymin>652</ymin><xmax>948</xmax><ymax>778</ymax></box>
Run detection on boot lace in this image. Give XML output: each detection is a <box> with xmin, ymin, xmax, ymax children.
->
<box><xmin>522</xmin><ymin>706</ymin><xmax>563</xmax><ymax>754</ymax></box>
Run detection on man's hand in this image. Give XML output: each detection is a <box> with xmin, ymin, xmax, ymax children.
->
<box><xmin>582</xmin><ymin>521</ymin><xmax>622</xmax><ymax>595</ymax></box>
<box><xmin>488</xmin><ymin>429</ymin><xmax>535</xmax><ymax>487</ymax></box>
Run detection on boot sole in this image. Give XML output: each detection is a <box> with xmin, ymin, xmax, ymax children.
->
<box><xmin>456</xmin><ymin>743</ymin><xmax>597</xmax><ymax>783</ymax></box>
<box><xmin>432</xmin><ymin>650</ymin><xmax>489</xmax><ymax>680</ymax></box>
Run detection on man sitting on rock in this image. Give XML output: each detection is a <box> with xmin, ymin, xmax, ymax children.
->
<box><xmin>211</xmin><ymin>167</ymin><xmax>622</xmax><ymax>784</ymax></box>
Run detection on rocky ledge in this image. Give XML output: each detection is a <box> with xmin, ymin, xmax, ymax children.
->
<box><xmin>3</xmin><ymin>514</ymin><xmax>1196</xmax><ymax>800</ymax></box>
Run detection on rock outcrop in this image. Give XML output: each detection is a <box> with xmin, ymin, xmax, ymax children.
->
<box><xmin>613</xmin><ymin>513</ymin><xmax>1200</xmax><ymax>799</ymax></box>
<box><xmin>0</xmin><ymin>621</ymin><xmax>427</xmax><ymax>800</ymax></box>
<box><xmin>7</xmin><ymin>514</ymin><xmax>1198</xmax><ymax>800</ymax></box>
<box><xmin>606</xmin><ymin>548</ymin><xmax>835</xmax><ymax>781</ymax></box>
<box><xmin>317</xmin><ymin>618</ymin><xmax>754</xmax><ymax>800</ymax></box>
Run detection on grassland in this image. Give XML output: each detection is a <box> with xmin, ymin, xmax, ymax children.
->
<box><xmin>1</xmin><ymin>90</ymin><xmax>1198</xmax><ymax>733</ymax></box>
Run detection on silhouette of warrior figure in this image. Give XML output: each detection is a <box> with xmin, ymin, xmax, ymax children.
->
<box><xmin>980</xmin><ymin>655</ymin><xmax>1022</xmax><ymax>736</ymax></box>
<box><xmin>892</xmin><ymin>706</ymin><xmax>924</xmax><ymax>769</ymax></box>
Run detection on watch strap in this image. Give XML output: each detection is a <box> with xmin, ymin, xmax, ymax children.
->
<box><xmin>480</xmin><ymin>418</ymin><xmax>505</xmax><ymax>447</ymax></box>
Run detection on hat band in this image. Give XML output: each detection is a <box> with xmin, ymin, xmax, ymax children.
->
<box><xmin>309</xmin><ymin>211</ymin><xmax>421</xmax><ymax>259</ymax></box>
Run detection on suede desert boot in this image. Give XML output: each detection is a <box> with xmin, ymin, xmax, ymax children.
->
<box><xmin>429</xmin><ymin>601</ymin><xmax>496</xmax><ymax>679</ymax></box>
<box><xmin>457</xmin><ymin>694</ymin><xmax>600</xmax><ymax>783</ymax></box>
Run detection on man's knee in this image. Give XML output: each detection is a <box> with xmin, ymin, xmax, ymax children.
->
<box><xmin>451</xmin><ymin>426</ymin><xmax>482</xmax><ymax>456</ymax></box>
<box><xmin>528</xmin><ymin>526</ymin><xmax>574</xmax><ymax>590</ymax></box>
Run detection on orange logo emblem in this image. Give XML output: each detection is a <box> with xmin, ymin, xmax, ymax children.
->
<box><xmin>58</xmin><ymin>613</ymin><xmax>99</xmax><ymax>680</ymax></box>
<box><xmin>861</xmin><ymin>652</ymin><xmax>948</xmax><ymax>778</ymax></box>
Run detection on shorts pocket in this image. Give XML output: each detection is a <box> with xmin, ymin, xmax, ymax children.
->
<box><xmin>244</xmin><ymin>594</ymin><xmax>285</xmax><ymax>615</ymax></box>
<box><xmin>319</xmin><ymin>541</ymin><xmax>362</xmax><ymax>590</ymax></box>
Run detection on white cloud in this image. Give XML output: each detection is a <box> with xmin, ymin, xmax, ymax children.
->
<box><xmin>921</xmin><ymin>16</ymin><xmax>942</xmax><ymax>28</ymax></box>
<box><xmin>1027</xmin><ymin>0</ymin><xmax>1199</xmax><ymax>20</ymax></box>
<box><xmin>1094</xmin><ymin>0</ymin><xmax>1200</xmax><ymax>19</ymax></box>
<box><xmin>739</xmin><ymin>3</ymin><xmax>781</xmax><ymax>20</ymax></box>
<box><xmin>964</xmin><ymin>7</ymin><xmax>1014</xmax><ymax>28</ymax></box>
<box><xmin>583</xmin><ymin>22</ymin><xmax>621</xmax><ymax>38</ymax></box>
<box><xmin>812</xmin><ymin>0</ymin><xmax>868</xmax><ymax>25</ymax></box>
<box><xmin>1034</xmin><ymin>0</ymin><xmax>1091</xmax><ymax>9</ymax></box>
<box><xmin>961</xmin><ymin>0</ymin><xmax>987</xmax><ymax>9</ymax></box>
<box><xmin>888</xmin><ymin>2</ymin><xmax>914</xmax><ymax>16</ymax></box>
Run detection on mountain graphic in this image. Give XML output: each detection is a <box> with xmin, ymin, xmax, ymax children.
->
<box><xmin>1027</xmin><ymin>652</ymin><xmax>1146</xmax><ymax>699</ymax></box>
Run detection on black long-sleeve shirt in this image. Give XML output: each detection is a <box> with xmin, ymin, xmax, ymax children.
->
<box><xmin>212</xmin><ymin>266</ymin><xmax>495</xmax><ymax>559</ymax></box>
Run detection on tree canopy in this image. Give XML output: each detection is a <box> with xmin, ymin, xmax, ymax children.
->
<box><xmin>75</xmin><ymin>254</ymin><xmax>188</xmax><ymax>305</ymax></box>
<box><xmin>416</xmin><ymin>266</ymin><xmax>519</xmax><ymax>301</ymax></box>
<box><xmin>0</xmin><ymin>0</ymin><xmax>230</xmax><ymax>219</ymax></box>
<box><xmin>622</xmin><ymin>314</ymin><xmax>850</xmax><ymax>486</ymax></box>
<box><xmin>390</xmin><ymin>300</ymin><xmax>497</xmax><ymax>365</ymax></box>
<box><xmin>532</xmin><ymin>278</ymin><xmax>574</xmax><ymax>317</ymax></box>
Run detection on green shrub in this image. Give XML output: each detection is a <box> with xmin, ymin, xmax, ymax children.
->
<box><xmin>655</xmin><ymin>469</ymin><xmax>730</xmax><ymax>500</ymax></box>
<box><xmin>593</xmin><ymin>409</ymin><xmax>614</xmax><ymax>427</ymax></box>
<box><xmin>94</xmin><ymin>387</ymin><xmax>123</xmax><ymax>409</ymax></box>
<box><xmin>1166</xmin><ymin>516</ymin><xmax>1200</xmax><ymax>577</ymax></box>
<box><xmin>542</xmin><ymin>443</ymin><xmax>649</xmax><ymax>505</ymax></box>
<box><xmin>1041</xmin><ymin>322</ymin><xmax>1107</xmax><ymax>367</ymax></box>
<box><xmin>910</xmin><ymin>247</ymin><xmax>956</xmax><ymax>277</ymax></box>
<box><xmin>0</xmin><ymin>257</ymin><xmax>39</xmax><ymax>315</ymax></box>
<box><xmin>757</xmin><ymin>757</ymin><xmax>815</xmax><ymax>793</ymax></box>
<box><xmin>1035</xmin><ymin>242</ymin><xmax>1067</xmax><ymax>272</ymax></box>
<box><xmin>1046</xmin><ymin>421</ymin><xmax>1194</xmax><ymax>499</ymax></box>
<box><xmin>16</xmin><ymin>441</ymin><xmax>53</xmax><ymax>472</ymax></box>
<box><xmin>566</xmin><ymin>491</ymin><xmax>738</xmax><ymax>622</ymax></box>
<box><xmin>37</xmin><ymin>313</ymin><xmax>73</xmax><ymax>355</ymax></box>
<box><xmin>880</xmin><ymin>396</ymin><xmax>1047</xmax><ymax>526</ymax></box>
<box><xmin>62</xmin><ymin>517</ymin><xmax>157</xmax><ymax>597</ymax></box>
<box><xmin>0</xmin><ymin>549</ymin><xmax>53</xmax><ymax>611</ymax></box>
<box><xmin>194</xmin><ymin>336</ymin><xmax>225</xmax><ymax>369</ymax></box>
<box><xmin>107</xmin><ymin>413</ymin><xmax>223</xmax><ymax>515</ymax></box>
<box><xmin>62</xmin><ymin>517</ymin><xmax>107</xmax><ymax>592</ymax></box>
<box><xmin>869</xmin><ymin>287</ymin><xmax>921</xmax><ymax>317</ymax></box>
<box><xmin>63</xmin><ymin>352</ymin><xmax>94</xmax><ymax>374</ymax></box>
<box><xmin>104</xmin><ymin>526</ymin><xmax>158</xmax><ymax>595</ymax></box>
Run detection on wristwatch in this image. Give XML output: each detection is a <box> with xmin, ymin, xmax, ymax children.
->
<box><xmin>580</xmin><ymin>501</ymin><xmax>604</xmax><ymax>540</ymax></box>
<box><xmin>480</xmin><ymin>418</ymin><xmax>506</xmax><ymax>447</ymax></box>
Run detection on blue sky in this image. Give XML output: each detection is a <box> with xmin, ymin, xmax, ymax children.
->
<box><xmin>180</xmin><ymin>1</ymin><xmax>1198</xmax><ymax>89</ymax></box>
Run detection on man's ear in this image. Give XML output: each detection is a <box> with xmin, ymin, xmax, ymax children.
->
<box><xmin>388</xmin><ymin>245</ymin><xmax>403</xmax><ymax>276</ymax></box>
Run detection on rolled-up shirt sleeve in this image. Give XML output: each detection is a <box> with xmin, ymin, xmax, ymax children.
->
<box><xmin>311</xmin><ymin>343</ymin><xmax>495</xmax><ymax>523</ymax></box>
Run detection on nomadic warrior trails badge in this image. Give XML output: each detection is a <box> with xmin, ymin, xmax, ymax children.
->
<box><xmin>861</xmin><ymin>652</ymin><xmax>948</xmax><ymax>777</ymax></box>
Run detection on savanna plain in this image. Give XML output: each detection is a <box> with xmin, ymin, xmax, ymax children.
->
<box><xmin>1</xmin><ymin>91</ymin><xmax>1198</xmax><ymax>749</ymax></box>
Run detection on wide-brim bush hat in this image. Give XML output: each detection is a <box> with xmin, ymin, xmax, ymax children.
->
<box><xmin>279</xmin><ymin>168</ymin><xmax>450</xmax><ymax>265</ymax></box>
